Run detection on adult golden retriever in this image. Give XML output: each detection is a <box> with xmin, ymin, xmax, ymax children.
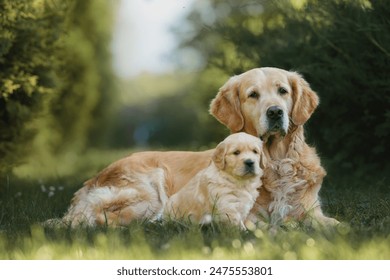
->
<box><xmin>164</xmin><ymin>132</ymin><xmax>265</xmax><ymax>228</ymax></box>
<box><xmin>62</xmin><ymin>67</ymin><xmax>338</xmax><ymax>227</ymax></box>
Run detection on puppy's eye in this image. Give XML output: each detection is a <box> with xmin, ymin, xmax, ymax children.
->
<box><xmin>248</xmin><ymin>91</ymin><xmax>259</xmax><ymax>98</ymax></box>
<box><xmin>253</xmin><ymin>149</ymin><xmax>258</xmax><ymax>154</ymax></box>
<box><xmin>233</xmin><ymin>150</ymin><xmax>241</xmax><ymax>155</ymax></box>
<box><xmin>278</xmin><ymin>87</ymin><xmax>288</xmax><ymax>95</ymax></box>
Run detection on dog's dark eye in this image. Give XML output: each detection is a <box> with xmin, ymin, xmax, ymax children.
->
<box><xmin>248</xmin><ymin>91</ymin><xmax>259</xmax><ymax>98</ymax></box>
<box><xmin>233</xmin><ymin>150</ymin><xmax>241</xmax><ymax>155</ymax></box>
<box><xmin>278</xmin><ymin>87</ymin><xmax>288</xmax><ymax>95</ymax></box>
<box><xmin>253</xmin><ymin>149</ymin><xmax>258</xmax><ymax>154</ymax></box>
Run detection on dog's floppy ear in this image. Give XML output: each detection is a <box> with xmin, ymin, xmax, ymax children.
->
<box><xmin>212</xmin><ymin>142</ymin><xmax>226</xmax><ymax>170</ymax></box>
<box><xmin>255</xmin><ymin>139</ymin><xmax>267</xmax><ymax>169</ymax></box>
<box><xmin>289</xmin><ymin>72</ymin><xmax>319</xmax><ymax>126</ymax></box>
<box><xmin>209</xmin><ymin>76</ymin><xmax>244</xmax><ymax>133</ymax></box>
<box><xmin>259</xmin><ymin>151</ymin><xmax>268</xmax><ymax>170</ymax></box>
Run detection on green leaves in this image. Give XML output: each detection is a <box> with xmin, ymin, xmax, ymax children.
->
<box><xmin>0</xmin><ymin>0</ymin><xmax>115</xmax><ymax>175</ymax></box>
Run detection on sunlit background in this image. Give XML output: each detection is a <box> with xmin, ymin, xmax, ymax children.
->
<box><xmin>112</xmin><ymin>0</ymin><xmax>195</xmax><ymax>78</ymax></box>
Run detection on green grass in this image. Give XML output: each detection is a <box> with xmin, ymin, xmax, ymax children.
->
<box><xmin>1</xmin><ymin>150</ymin><xmax>389</xmax><ymax>260</ymax></box>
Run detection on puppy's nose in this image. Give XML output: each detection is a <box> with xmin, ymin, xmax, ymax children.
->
<box><xmin>244</xmin><ymin>159</ymin><xmax>254</xmax><ymax>168</ymax></box>
<box><xmin>267</xmin><ymin>106</ymin><xmax>283</xmax><ymax>120</ymax></box>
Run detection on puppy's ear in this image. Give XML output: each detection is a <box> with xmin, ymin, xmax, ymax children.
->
<box><xmin>212</xmin><ymin>142</ymin><xmax>226</xmax><ymax>170</ymax></box>
<box><xmin>289</xmin><ymin>72</ymin><xmax>319</xmax><ymax>126</ymax></box>
<box><xmin>209</xmin><ymin>76</ymin><xmax>244</xmax><ymax>133</ymax></box>
<box><xmin>254</xmin><ymin>138</ymin><xmax>267</xmax><ymax>169</ymax></box>
<box><xmin>259</xmin><ymin>151</ymin><xmax>268</xmax><ymax>170</ymax></box>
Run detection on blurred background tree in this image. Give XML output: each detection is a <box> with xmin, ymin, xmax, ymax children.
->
<box><xmin>1</xmin><ymin>0</ymin><xmax>67</xmax><ymax>175</ymax></box>
<box><xmin>0</xmin><ymin>0</ymin><xmax>116</xmax><ymax>177</ymax></box>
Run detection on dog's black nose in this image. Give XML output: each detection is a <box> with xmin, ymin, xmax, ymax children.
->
<box><xmin>244</xmin><ymin>159</ymin><xmax>254</xmax><ymax>168</ymax></box>
<box><xmin>267</xmin><ymin>106</ymin><xmax>283</xmax><ymax>120</ymax></box>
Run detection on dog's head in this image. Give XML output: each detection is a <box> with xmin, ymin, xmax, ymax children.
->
<box><xmin>212</xmin><ymin>132</ymin><xmax>266</xmax><ymax>179</ymax></box>
<box><xmin>209</xmin><ymin>67</ymin><xmax>319</xmax><ymax>143</ymax></box>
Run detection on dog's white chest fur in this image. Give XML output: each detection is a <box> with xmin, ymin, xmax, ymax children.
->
<box><xmin>267</xmin><ymin>159</ymin><xmax>307</xmax><ymax>224</ymax></box>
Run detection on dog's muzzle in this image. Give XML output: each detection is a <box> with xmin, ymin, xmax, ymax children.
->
<box><xmin>243</xmin><ymin>159</ymin><xmax>255</xmax><ymax>175</ymax></box>
<box><xmin>260</xmin><ymin>106</ymin><xmax>287</xmax><ymax>141</ymax></box>
<box><xmin>266</xmin><ymin>106</ymin><xmax>287</xmax><ymax>134</ymax></box>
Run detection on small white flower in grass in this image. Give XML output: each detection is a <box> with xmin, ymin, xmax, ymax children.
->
<box><xmin>40</xmin><ymin>185</ymin><xmax>46</xmax><ymax>192</ymax></box>
<box><xmin>49</xmin><ymin>186</ymin><xmax>55</xmax><ymax>191</ymax></box>
<box><xmin>48</xmin><ymin>191</ymin><xmax>55</xmax><ymax>198</ymax></box>
<box><xmin>200</xmin><ymin>214</ymin><xmax>212</xmax><ymax>225</ymax></box>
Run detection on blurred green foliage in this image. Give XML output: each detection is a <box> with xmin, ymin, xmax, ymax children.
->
<box><xmin>0</xmin><ymin>0</ymin><xmax>116</xmax><ymax>176</ymax></box>
<box><xmin>109</xmin><ymin>72</ymin><xmax>209</xmax><ymax>149</ymax></box>
<box><xmin>172</xmin><ymin>0</ymin><xmax>389</xmax><ymax>175</ymax></box>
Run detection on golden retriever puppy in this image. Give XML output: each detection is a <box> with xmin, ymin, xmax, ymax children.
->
<box><xmin>164</xmin><ymin>132</ymin><xmax>265</xmax><ymax>228</ymax></box>
<box><xmin>61</xmin><ymin>67</ymin><xmax>338</xmax><ymax>228</ymax></box>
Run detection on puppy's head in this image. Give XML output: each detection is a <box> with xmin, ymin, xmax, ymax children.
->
<box><xmin>212</xmin><ymin>132</ymin><xmax>266</xmax><ymax>179</ymax></box>
<box><xmin>209</xmin><ymin>67</ymin><xmax>319</xmax><ymax>143</ymax></box>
